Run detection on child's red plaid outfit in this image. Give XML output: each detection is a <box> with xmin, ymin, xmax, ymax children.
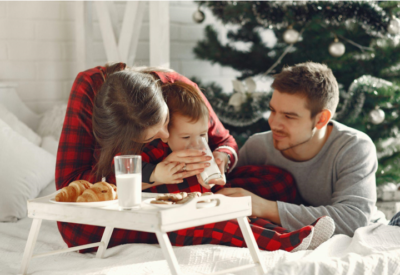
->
<box><xmin>55</xmin><ymin>65</ymin><xmax>313</xmax><ymax>253</ymax></box>
<box><xmin>142</xmin><ymin>140</ymin><xmax>312</xmax><ymax>252</ymax></box>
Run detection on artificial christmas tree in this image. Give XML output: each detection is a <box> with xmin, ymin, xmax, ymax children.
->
<box><xmin>192</xmin><ymin>1</ymin><xmax>400</xmax><ymax>185</ymax></box>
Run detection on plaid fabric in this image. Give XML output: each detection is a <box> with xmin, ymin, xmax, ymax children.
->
<box><xmin>212</xmin><ymin>165</ymin><xmax>305</xmax><ymax>205</ymax></box>
<box><xmin>169</xmin><ymin>220</ymin><xmax>312</xmax><ymax>252</ymax></box>
<box><xmin>57</xmin><ymin>218</ymin><xmax>312</xmax><ymax>253</ymax></box>
<box><xmin>55</xmin><ymin>65</ymin><xmax>120</xmax><ymax>187</ymax></box>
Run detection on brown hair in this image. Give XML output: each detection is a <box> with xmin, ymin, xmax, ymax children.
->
<box><xmin>271</xmin><ymin>62</ymin><xmax>339</xmax><ymax>117</ymax></box>
<box><xmin>92</xmin><ymin>64</ymin><xmax>166</xmax><ymax>179</ymax></box>
<box><xmin>161</xmin><ymin>81</ymin><xmax>209</xmax><ymax>126</ymax></box>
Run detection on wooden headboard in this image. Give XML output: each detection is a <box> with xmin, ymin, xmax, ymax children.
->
<box><xmin>0</xmin><ymin>83</ymin><xmax>41</xmax><ymax>131</ymax></box>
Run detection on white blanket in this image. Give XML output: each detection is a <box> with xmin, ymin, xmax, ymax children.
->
<box><xmin>1</xmin><ymin>215</ymin><xmax>400</xmax><ymax>275</ymax></box>
<box><xmin>1</xmin><ymin>183</ymin><xmax>400</xmax><ymax>275</ymax></box>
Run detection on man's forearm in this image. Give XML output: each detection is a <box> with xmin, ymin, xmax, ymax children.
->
<box><xmin>260</xmin><ymin>200</ymin><xmax>281</xmax><ymax>225</ymax></box>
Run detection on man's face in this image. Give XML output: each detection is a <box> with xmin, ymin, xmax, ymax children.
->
<box><xmin>268</xmin><ymin>90</ymin><xmax>317</xmax><ymax>153</ymax></box>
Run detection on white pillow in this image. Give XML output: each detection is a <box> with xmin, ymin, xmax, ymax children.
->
<box><xmin>41</xmin><ymin>135</ymin><xmax>59</xmax><ymax>156</ymax></box>
<box><xmin>0</xmin><ymin>119</ymin><xmax>56</xmax><ymax>222</ymax></box>
<box><xmin>36</xmin><ymin>103</ymin><xmax>67</xmax><ymax>140</ymax></box>
<box><xmin>0</xmin><ymin>103</ymin><xmax>41</xmax><ymax>146</ymax></box>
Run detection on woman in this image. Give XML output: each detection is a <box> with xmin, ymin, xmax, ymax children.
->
<box><xmin>56</xmin><ymin>63</ymin><xmax>237</xmax><ymax>188</ymax></box>
<box><xmin>55</xmin><ymin>63</ymin><xmax>238</xmax><ymax>251</ymax></box>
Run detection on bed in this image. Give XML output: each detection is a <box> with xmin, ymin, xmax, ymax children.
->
<box><xmin>1</xmin><ymin>83</ymin><xmax>400</xmax><ymax>275</ymax></box>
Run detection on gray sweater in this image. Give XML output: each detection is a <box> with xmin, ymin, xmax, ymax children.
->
<box><xmin>237</xmin><ymin>120</ymin><xmax>378</xmax><ymax>236</ymax></box>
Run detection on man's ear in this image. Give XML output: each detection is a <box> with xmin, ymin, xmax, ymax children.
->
<box><xmin>315</xmin><ymin>109</ymin><xmax>332</xmax><ymax>129</ymax></box>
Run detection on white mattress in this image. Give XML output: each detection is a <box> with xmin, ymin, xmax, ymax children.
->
<box><xmin>2</xmin><ymin>182</ymin><xmax>400</xmax><ymax>275</ymax></box>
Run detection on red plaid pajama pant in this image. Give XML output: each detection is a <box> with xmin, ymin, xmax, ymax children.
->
<box><xmin>57</xmin><ymin>165</ymin><xmax>311</xmax><ymax>253</ymax></box>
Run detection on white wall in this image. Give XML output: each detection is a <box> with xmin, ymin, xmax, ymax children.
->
<box><xmin>0</xmin><ymin>1</ymin><xmax>76</xmax><ymax>113</ymax></box>
<box><xmin>0</xmin><ymin>1</ymin><xmax>244</xmax><ymax>114</ymax></box>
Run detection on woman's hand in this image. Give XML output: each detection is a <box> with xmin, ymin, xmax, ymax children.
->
<box><xmin>164</xmin><ymin>149</ymin><xmax>212</xmax><ymax>172</ymax></box>
<box><xmin>150</xmin><ymin>161</ymin><xmax>188</xmax><ymax>184</ymax></box>
<box><xmin>150</xmin><ymin>149</ymin><xmax>211</xmax><ymax>184</ymax></box>
<box><xmin>164</xmin><ymin>149</ymin><xmax>214</xmax><ymax>189</ymax></box>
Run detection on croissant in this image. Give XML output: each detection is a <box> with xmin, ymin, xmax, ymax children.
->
<box><xmin>76</xmin><ymin>181</ymin><xmax>117</xmax><ymax>202</ymax></box>
<box><xmin>55</xmin><ymin>180</ymin><xmax>92</xmax><ymax>202</ymax></box>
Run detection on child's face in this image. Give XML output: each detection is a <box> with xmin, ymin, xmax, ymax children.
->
<box><xmin>167</xmin><ymin>113</ymin><xmax>208</xmax><ymax>152</ymax></box>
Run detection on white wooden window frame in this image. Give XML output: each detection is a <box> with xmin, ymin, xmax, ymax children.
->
<box><xmin>75</xmin><ymin>1</ymin><xmax>169</xmax><ymax>71</ymax></box>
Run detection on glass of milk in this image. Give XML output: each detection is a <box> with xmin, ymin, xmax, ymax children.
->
<box><xmin>114</xmin><ymin>155</ymin><xmax>142</xmax><ymax>210</ymax></box>
<box><xmin>187</xmin><ymin>137</ymin><xmax>222</xmax><ymax>186</ymax></box>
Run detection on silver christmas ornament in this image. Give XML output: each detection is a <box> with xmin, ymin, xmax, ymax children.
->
<box><xmin>283</xmin><ymin>28</ymin><xmax>300</xmax><ymax>44</ymax></box>
<box><xmin>329</xmin><ymin>38</ymin><xmax>345</xmax><ymax>57</ymax></box>
<box><xmin>388</xmin><ymin>17</ymin><xmax>400</xmax><ymax>35</ymax></box>
<box><xmin>369</xmin><ymin>107</ymin><xmax>385</xmax><ymax>125</ymax></box>
<box><xmin>192</xmin><ymin>9</ymin><xmax>205</xmax><ymax>24</ymax></box>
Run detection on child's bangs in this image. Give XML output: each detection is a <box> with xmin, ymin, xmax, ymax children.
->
<box><xmin>162</xmin><ymin>81</ymin><xmax>209</xmax><ymax>124</ymax></box>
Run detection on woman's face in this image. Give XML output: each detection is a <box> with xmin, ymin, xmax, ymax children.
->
<box><xmin>167</xmin><ymin>113</ymin><xmax>208</xmax><ymax>152</ymax></box>
<box><xmin>141</xmin><ymin>103</ymin><xmax>170</xmax><ymax>143</ymax></box>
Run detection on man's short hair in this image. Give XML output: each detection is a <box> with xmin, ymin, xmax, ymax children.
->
<box><xmin>271</xmin><ymin>62</ymin><xmax>339</xmax><ymax>118</ymax></box>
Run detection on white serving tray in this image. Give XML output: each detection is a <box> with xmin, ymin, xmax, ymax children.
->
<box><xmin>21</xmin><ymin>192</ymin><xmax>266</xmax><ymax>275</ymax></box>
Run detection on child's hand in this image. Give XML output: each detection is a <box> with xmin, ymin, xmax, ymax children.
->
<box><xmin>150</xmin><ymin>161</ymin><xmax>187</xmax><ymax>184</ymax></box>
<box><xmin>213</xmin><ymin>151</ymin><xmax>228</xmax><ymax>175</ymax></box>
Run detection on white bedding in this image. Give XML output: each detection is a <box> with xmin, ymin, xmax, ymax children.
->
<box><xmin>1</xmin><ymin>182</ymin><xmax>400</xmax><ymax>275</ymax></box>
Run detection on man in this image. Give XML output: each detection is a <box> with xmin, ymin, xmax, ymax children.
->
<box><xmin>218</xmin><ymin>62</ymin><xmax>378</xmax><ymax>236</ymax></box>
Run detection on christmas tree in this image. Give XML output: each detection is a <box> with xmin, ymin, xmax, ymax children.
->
<box><xmin>192</xmin><ymin>1</ymin><xmax>400</xmax><ymax>185</ymax></box>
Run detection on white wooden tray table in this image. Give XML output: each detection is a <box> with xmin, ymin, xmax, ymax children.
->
<box><xmin>20</xmin><ymin>193</ymin><xmax>267</xmax><ymax>275</ymax></box>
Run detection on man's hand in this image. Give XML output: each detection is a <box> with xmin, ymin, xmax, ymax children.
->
<box><xmin>216</xmin><ymin>187</ymin><xmax>281</xmax><ymax>225</ymax></box>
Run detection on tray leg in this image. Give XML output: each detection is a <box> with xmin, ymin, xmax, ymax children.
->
<box><xmin>96</xmin><ymin>226</ymin><xmax>114</xmax><ymax>259</ymax></box>
<box><xmin>20</xmin><ymin>218</ymin><xmax>43</xmax><ymax>275</ymax></box>
<box><xmin>155</xmin><ymin>231</ymin><xmax>181</xmax><ymax>275</ymax></box>
<box><xmin>237</xmin><ymin>216</ymin><xmax>267</xmax><ymax>274</ymax></box>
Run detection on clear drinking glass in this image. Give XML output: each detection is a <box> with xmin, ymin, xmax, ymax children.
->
<box><xmin>114</xmin><ymin>155</ymin><xmax>142</xmax><ymax>210</ymax></box>
<box><xmin>187</xmin><ymin>137</ymin><xmax>222</xmax><ymax>185</ymax></box>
